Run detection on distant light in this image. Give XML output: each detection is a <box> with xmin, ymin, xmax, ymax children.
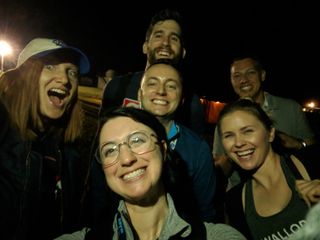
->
<box><xmin>0</xmin><ymin>40</ymin><xmax>12</xmax><ymax>72</ymax></box>
<box><xmin>307</xmin><ymin>101</ymin><xmax>316</xmax><ymax>108</ymax></box>
<box><xmin>304</xmin><ymin>100</ymin><xmax>320</xmax><ymax>112</ymax></box>
<box><xmin>0</xmin><ymin>40</ymin><xmax>12</xmax><ymax>56</ymax></box>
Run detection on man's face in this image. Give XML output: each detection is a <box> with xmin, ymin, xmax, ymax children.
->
<box><xmin>230</xmin><ymin>58</ymin><xmax>265</xmax><ymax>99</ymax></box>
<box><xmin>143</xmin><ymin>20</ymin><xmax>186</xmax><ymax>66</ymax></box>
<box><xmin>139</xmin><ymin>63</ymin><xmax>183</xmax><ymax>119</ymax></box>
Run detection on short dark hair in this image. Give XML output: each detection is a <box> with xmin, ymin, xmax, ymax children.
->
<box><xmin>231</xmin><ymin>54</ymin><xmax>264</xmax><ymax>72</ymax></box>
<box><xmin>145</xmin><ymin>9</ymin><xmax>184</xmax><ymax>46</ymax></box>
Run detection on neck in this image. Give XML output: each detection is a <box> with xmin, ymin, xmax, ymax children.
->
<box><xmin>157</xmin><ymin>117</ymin><xmax>174</xmax><ymax>135</ymax></box>
<box><xmin>252</xmin><ymin>151</ymin><xmax>282</xmax><ymax>188</ymax></box>
<box><xmin>126</xmin><ymin>193</ymin><xmax>168</xmax><ymax>240</ymax></box>
<box><xmin>253</xmin><ymin>90</ymin><xmax>265</xmax><ymax>106</ymax></box>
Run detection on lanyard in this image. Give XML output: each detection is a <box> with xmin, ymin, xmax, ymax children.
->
<box><xmin>117</xmin><ymin>213</ymin><xmax>126</xmax><ymax>240</ymax></box>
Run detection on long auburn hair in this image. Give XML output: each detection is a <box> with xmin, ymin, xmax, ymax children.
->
<box><xmin>0</xmin><ymin>57</ymin><xmax>83</xmax><ymax>142</ymax></box>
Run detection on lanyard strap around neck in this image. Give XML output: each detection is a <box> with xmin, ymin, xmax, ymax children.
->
<box><xmin>117</xmin><ymin>212</ymin><xmax>126</xmax><ymax>240</ymax></box>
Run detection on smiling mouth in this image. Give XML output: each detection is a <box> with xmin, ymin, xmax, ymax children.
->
<box><xmin>122</xmin><ymin>168</ymin><xmax>146</xmax><ymax>181</ymax></box>
<box><xmin>152</xmin><ymin>99</ymin><xmax>168</xmax><ymax>105</ymax></box>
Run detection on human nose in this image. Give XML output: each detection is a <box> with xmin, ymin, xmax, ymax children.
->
<box><xmin>234</xmin><ymin>134</ymin><xmax>246</xmax><ymax>147</ymax></box>
<box><xmin>55</xmin><ymin>68</ymin><xmax>69</xmax><ymax>85</ymax></box>
<box><xmin>239</xmin><ymin>73</ymin><xmax>250</xmax><ymax>83</ymax></box>
<box><xmin>155</xmin><ymin>84</ymin><xmax>166</xmax><ymax>95</ymax></box>
<box><xmin>118</xmin><ymin>143</ymin><xmax>137</xmax><ymax>165</ymax></box>
<box><xmin>161</xmin><ymin>35</ymin><xmax>169</xmax><ymax>46</ymax></box>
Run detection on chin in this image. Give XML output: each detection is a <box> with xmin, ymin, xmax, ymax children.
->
<box><xmin>45</xmin><ymin>111</ymin><xmax>65</xmax><ymax>120</ymax></box>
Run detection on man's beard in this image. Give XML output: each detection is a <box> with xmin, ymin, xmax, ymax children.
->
<box><xmin>148</xmin><ymin>48</ymin><xmax>183</xmax><ymax>66</ymax></box>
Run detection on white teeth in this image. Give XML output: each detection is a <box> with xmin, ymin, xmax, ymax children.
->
<box><xmin>240</xmin><ymin>85</ymin><xmax>252</xmax><ymax>91</ymax></box>
<box><xmin>237</xmin><ymin>149</ymin><xmax>254</xmax><ymax>156</ymax></box>
<box><xmin>51</xmin><ymin>88</ymin><xmax>66</xmax><ymax>94</ymax></box>
<box><xmin>153</xmin><ymin>99</ymin><xmax>167</xmax><ymax>105</ymax></box>
<box><xmin>158</xmin><ymin>50</ymin><xmax>170</xmax><ymax>56</ymax></box>
<box><xmin>123</xmin><ymin>168</ymin><xmax>145</xmax><ymax>181</ymax></box>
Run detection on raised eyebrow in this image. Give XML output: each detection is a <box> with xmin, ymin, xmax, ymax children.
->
<box><xmin>170</xmin><ymin>32</ymin><xmax>181</xmax><ymax>39</ymax></box>
<box><xmin>100</xmin><ymin>141</ymin><xmax>117</xmax><ymax>150</ymax></box>
<box><xmin>241</xmin><ymin>124</ymin><xmax>255</xmax><ymax>130</ymax></box>
<box><xmin>147</xmin><ymin>76</ymin><xmax>160</xmax><ymax>81</ymax></box>
<box><xmin>152</xmin><ymin>30</ymin><xmax>164</xmax><ymax>36</ymax></box>
<box><xmin>143</xmin><ymin>77</ymin><xmax>160</xmax><ymax>84</ymax></box>
<box><xmin>152</xmin><ymin>30</ymin><xmax>181</xmax><ymax>38</ymax></box>
<box><xmin>221</xmin><ymin>130</ymin><xmax>233</xmax><ymax>136</ymax></box>
<box><xmin>166</xmin><ymin>78</ymin><xmax>180</xmax><ymax>83</ymax></box>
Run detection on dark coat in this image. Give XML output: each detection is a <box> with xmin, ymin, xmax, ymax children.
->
<box><xmin>0</xmin><ymin>101</ymin><xmax>83</xmax><ymax>240</ymax></box>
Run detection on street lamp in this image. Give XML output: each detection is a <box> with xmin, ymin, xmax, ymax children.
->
<box><xmin>0</xmin><ymin>40</ymin><xmax>12</xmax><ymax>72</ymax></box>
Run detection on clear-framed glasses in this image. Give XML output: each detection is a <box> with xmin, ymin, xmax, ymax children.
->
<box><xmin>97</xmin><ymin>131</ymin><xmax>159</xmax><ymax>168</ymax></box>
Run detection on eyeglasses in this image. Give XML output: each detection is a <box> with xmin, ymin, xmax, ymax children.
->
<box><xmin>97</xmin><ymin>131</ymin><xmax>159</xmax><ymax>168</ymax></box>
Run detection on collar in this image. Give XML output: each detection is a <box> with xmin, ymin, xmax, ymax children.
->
<box><xmin>167</xmin><ymin>122</ymin><xmax>180</xmax><ymax>150</ymax></box>
<box><xmin>262</xmin><ymin>92</ymin><xmax>271</xmax><ymax>112</ymax></box>
<box><xmin>116</xmin><ymin>193</ymin><xmax>191</xmax><ymax>239</ymax></box>
<box><xmin>168</xmin><ymin>121</ymin><xmax>179</xmax><ymax>141</ymax></box>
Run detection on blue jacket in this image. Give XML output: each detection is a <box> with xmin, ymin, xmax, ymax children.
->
<box><xmin>170</xmin><ymin>123</ymin><xmax>216</xmax><ymax>221</ymax></box>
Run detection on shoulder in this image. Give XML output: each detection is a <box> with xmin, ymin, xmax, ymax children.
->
<box><xmin>53</xmin><ymin>228</ymin><xmax>88</xmax><ymax>240</ymax></box>
<box><xmin>178</xmin><ymin>124</ymin><xmax>204</xmax><ymax>141</ymax></box>
<box><xmin>177</xmin><ymin>125</ymin><xmax>211</xmax><ymax>151</ymax></box>
<box><xmin>204</xmin><ymin>222</ymin><xmax>247</xmax><ymax>240</ymax></box>
<box><xmin>290</xmin><ymin>147</ymin><xmax>320</xmax><ymax>179</ymax></box>
<box><xmin>266</xmin><ymin>92</ymin><xmax>301</xmax><ymax>108</ymax></box>
<box><xmin>106</xmin><ymin>72</ymin><xmax>135</xmax><ymax>87</ymax></box>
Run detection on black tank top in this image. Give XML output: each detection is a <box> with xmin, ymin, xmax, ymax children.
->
<box><xmin>245</xmin><ymin>157</ymin><xmax>309</xmax><ymax>240</ymax></box>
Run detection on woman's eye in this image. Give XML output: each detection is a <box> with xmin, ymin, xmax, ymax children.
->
<box><xmin>68</xmin><ymin>69</ymin><xmax>79</xmax><ymax>78</ymax></box>
<box><xmin>45</xmin><ymin>64</ymin><xmax>54</xmax><ymax>70</ymax></box>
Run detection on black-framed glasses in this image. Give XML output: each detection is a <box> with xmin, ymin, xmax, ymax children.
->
<box><xmin>97</xmin><ymin>131</ymin><xmax>158</xmax><ymax>168</ymax></box>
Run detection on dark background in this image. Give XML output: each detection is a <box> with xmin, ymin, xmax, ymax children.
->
<box><xmin>1</xmin><ymin>0</ymin><xmax>319</xmax><ymax>103</ymax></box>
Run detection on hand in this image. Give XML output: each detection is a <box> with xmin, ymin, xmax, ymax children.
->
<box><xmin>296</xmin><ymin>179</ymin><xmax>320</xmax><ymax>207</ymax></box>
<box><xmin>276</xmin><ymin>131</ymin><xmax>302</xmax><ymax>149</ymax></box>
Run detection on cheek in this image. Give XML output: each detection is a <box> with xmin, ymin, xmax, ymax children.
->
<box><xmin>222</xmin><ymin>138</ymin><xmax>233</xmax><ymax>151</ymax></box>
<box><xmin>103</xmin><ymin>167</ymin><xmax>117</xmax><ymax>183</ymax></box>
<box><xmin>169</xmin><ymin>91</ymin><xmax>181</xmax><ymax>101</ymax></box>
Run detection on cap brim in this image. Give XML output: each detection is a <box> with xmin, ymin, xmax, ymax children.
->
<box><xmin>37</xmin><ymin>47</ymin><xmax>90</xmax><ymax>75</ymax></box>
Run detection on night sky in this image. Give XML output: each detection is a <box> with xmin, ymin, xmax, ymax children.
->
<box><xmin>1</xmin><ymin>0</ymin><xmax>319</xmax><ymax>103</ymax></box>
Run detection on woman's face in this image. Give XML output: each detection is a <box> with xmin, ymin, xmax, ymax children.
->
<box><xmin>220</xmin><ymin>110</ymin><xmax>275</xmax><ymax>171</ymax></box>
<box><xmin>39</xmin><ymin>62</ymin><xmax>79</xmax><ymax>119</ymax></box>
<box><xmin>99</xmin><ymin>116</ymin><xmax>165</xmax><ymax>202</ymax></box>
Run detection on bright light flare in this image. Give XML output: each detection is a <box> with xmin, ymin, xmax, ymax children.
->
<box><xmin>0</xmin><ymin>40</ymin><xmax>12</xmax><ymax>56</ymax></box>
<box><xmin>307</xmin><ymin>101</ymin><xmax>316</xmax><ymax>108</ymax></box>
<box><xmin>0</xmin><ymin>40</ymin><xmax>13</xmax><ymax>72</ymax></box>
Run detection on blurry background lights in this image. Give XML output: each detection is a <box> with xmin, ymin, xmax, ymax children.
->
<box><xmin>0</xmin><ymin>40</ymin><xmax>13</xmax><ymax>72</ymax></box>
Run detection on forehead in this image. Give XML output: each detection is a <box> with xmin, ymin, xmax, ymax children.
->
<box><xmin>100</xmin><ymin>117</ymin><xmax>152</xmax><ymax>139</ymax></box>
<box><xmin>231</xmin><ymin>58</ymin><xmax>257</xmax><ymax>72</ymax></box>
<box><xmin>151</xmin><ymin>19</ymin><xmax>182</xmax><ymax>35</ymax></box>
<box><xmin>221</xmin><ymin>110</ymin><xmax>260</xmax><ymax>127</ymax></box>
<box><xmin>145</xmin><ymin>64</ymin><xmax>181</xmax><ymax>82</ymax></box>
